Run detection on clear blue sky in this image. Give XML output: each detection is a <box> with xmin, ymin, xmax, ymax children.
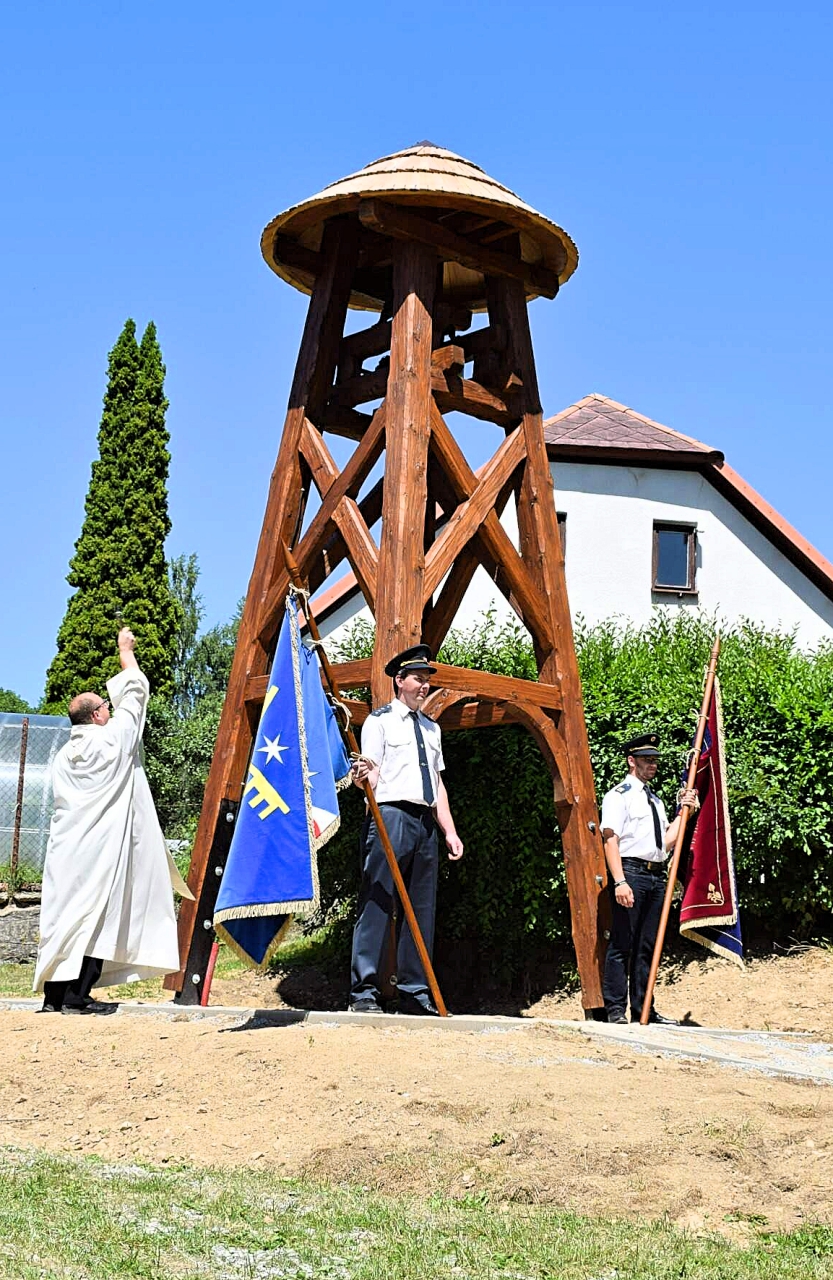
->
<box><xmin>1</xmin><ymin>3</ymin><xmax>831</xmax><ymax>705</ymax></box>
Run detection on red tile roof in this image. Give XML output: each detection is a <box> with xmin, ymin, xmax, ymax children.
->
<box><xmin>546</xmin><ymin>394</ymin><xmax>833</xmax><ymax>604</ymax></box>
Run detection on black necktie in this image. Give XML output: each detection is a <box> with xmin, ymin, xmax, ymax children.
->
<box><xmin>410</xmin><ymin>711</ymin><xmax>434</xmax><ymax>805</ymax></box>
<box><xmin>646</xmin><ymin>789</ymin><xmax>662</xmax><ymax>853</ymax></box>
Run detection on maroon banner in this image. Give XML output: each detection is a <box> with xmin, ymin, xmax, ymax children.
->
<box><xmin>679</xmin><ymin>678</ymin><xmax>743</xmax><ymax>965</ymax></box>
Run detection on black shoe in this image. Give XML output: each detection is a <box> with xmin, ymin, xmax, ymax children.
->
<box><xmin>349</xmin><ymin>998</ymin><xmax>382</xmax><ymax>1013</ymax></box>
<box><xmin>398</xmin><ymin>994</ymin><xmax>439</xmax><ymax>1017</ymax></box>
<box><xmin>61</xmin><ymin>999</ymin><xmax>118</xmax><ymax>1016</ymax></box>
<box><xmin>647</xmin><ymin>1011</ymin><xmax>679</xmax><ymax>1026</ymax></box>
<box><xmin>37</xmin><ymin>1003</ymin><xmax>61</xmax><ymax>1014</ymax></box>
<box><xmin>606</xmin><ymin>1011</ymin><xmax>628</xmax><ymax>1024</ymax></box>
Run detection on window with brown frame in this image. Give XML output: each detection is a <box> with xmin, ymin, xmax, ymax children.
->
<box><xmin>652</xmin><ymin>522</ymin><xmax>697</xmax><ymax>594</ymax></box>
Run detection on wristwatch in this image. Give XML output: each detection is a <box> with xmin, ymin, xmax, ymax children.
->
<box><xmin>614</xmin><ymin>878</ymin><xmax>627</xmax><ymax>887</ymax></box>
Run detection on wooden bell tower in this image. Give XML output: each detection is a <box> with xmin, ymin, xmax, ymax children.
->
<box><xmin>168</xmin><ymin>144</ymin><xmax>609</xmax><ymax>1012</ymax></box>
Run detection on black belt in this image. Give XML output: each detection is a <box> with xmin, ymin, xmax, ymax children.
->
<box><xmin>378</xmin><ymin>800</ymin><xmax>435</xmax><ymax>820</ymax></box>
<box><xmin>621</xmin><ymin>857</ymin><xmax>666</xmax><ymax>875</ymax></box>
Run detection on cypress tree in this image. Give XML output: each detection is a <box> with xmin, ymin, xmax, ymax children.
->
<box><xmin>43</xmin><ymin>320</ymin><xmax>181</xmax><ymax>709</ymax></box>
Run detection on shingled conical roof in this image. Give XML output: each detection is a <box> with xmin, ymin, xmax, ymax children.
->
<box><xmin>261</xmin><ymin>142</ymin><xmax>579</xmax><ymax>312</ymax></box>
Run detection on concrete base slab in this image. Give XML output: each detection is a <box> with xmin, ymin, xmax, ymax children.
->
<box><xmin>3</xmin><ymin>997</ymin><xmax>831</xmax><ymax>1084</ymax></box>
<box><xmin>0</xmin><ymin>997</ymin><xmax>524</xmax><ymax>1035</ymax></box>
<box><xmin>557</xmin><ymin>1018</ymin><xmax>833</xmax><ymax>1085</ymax></box>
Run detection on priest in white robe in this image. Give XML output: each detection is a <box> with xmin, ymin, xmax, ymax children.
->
<box><xmin>34</xmin><ymin>627</ymin><xmax>191</xmax><ymax>1014</ymax></box>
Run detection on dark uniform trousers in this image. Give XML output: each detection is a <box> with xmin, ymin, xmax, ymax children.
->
<box><xmin>603</xmin><ymin>860</ymin><xmax>665</xmax><ymax>1020</ymax></box>
<box><xmin>351</xmin><ymin>801</ymin><xmax>438</xmax><ymax>1001</ymax></box>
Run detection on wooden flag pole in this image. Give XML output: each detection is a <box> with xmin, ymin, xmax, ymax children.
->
<box><xmin>639</xmin><ymin>634</ymin><xmax>721</xmax><ymax>1026</ymax></box>
<box><xmin>282</xmin><ymin>543</ymin><xmax>449</xmax><ymax>1017</ymax></box>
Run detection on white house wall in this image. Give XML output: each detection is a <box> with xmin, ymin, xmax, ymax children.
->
<box><xmin>315</xmin><ymin>461</ymin><xmax>833</xmax><ymax>651</ymax></box>
<box><xmin>548</xmin><ymin>462</ymin><xmax>833</xmax><ymax>646</ymax></box>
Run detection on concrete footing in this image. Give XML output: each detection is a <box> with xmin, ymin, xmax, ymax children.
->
<box><xmin>2</xmin><ymin>996</ymin><xmax>831</xmax><ymax>1085</ymax></box>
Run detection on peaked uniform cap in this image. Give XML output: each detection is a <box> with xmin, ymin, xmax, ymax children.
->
<box><xmin>384</xmin><ymin>644</ymin><xmax>437</xmax><ymax>678</ymax></box>
<box><xmin>623</xmin><ymin>733</ymin><xmax>661</xmax><ymax>757</ymax></box>
<box><xmin>261</xmin><ymin>142</ymin><xmax>578</xmax><ymax>312</ymax></box>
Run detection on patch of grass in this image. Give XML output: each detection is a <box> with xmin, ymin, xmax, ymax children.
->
<box><xmin>0</xmin><ymin>963</ymin><xmax>35</xmax><ymax>998</ymax></box>
<box><xmin>0</xmin><ymin>1149</ymin><xmax>831</xmax><ymax>1279</ymax></box>
<box><xmin>268</xmin><ymin>921</ymin><xmax>346</xmax><ymax>973</ymax></box>
<box><xmin>211</xmin><ymin>941</ymin><xmax>250</xmax><ymax>983</ymax></box>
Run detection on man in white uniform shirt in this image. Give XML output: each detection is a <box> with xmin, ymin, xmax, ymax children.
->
<box><xmin>349</xmin><ymin>644</ymin><xmax>463</xmax><ymax>1015</ymax></box>
<box><xmin>600</xmin><ymin>733</ymin><xmax>697</xmax><ymax>1025</ymax></box>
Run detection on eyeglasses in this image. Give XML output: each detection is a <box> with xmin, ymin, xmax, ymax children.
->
<box><xmin>91</xmin><ymin>698</ymin><xmax>111</xmax><ymax>714</ymax></box>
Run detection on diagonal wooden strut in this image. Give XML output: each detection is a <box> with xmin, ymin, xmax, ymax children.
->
<box><xmin>422</xmin><ymin>423</ymin><xmax>525</xmax><ymax>600</ymax></box>
<box><xmin>167</xmin><ymin>217</ymin><xmax>361</xmax><ymax>998</ymax></box>
<box><xmin>486</xmin><ymin>272</ymin><xmax>608</xmax><ymax>1003</ymax></box>
<box><xmin>427</xmin><ymin>404</ymin><xmax>553</xmax><ymax>654</ymax></box>
<box><xmin>258</xmin><ymin>405</ymin><xmax>387</xmax><ymax>642</ymax></box>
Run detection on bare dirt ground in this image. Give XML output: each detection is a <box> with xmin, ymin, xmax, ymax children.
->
<box><xmin>2</xmin><ymin>948</ymin><xmax>832</xmax><ymax>1237</ymax></box>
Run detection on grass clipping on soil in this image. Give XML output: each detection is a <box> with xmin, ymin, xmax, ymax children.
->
<box><xmin>0</xmin><ymin>1149</ymin><xmax>831</xmax><ymax>1280</ymax></box>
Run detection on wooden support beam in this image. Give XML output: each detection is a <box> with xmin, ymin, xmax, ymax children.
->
<box><xmin>479</xmin><ymin>226</ymin><xmax>522</xmax><ymax>245</ymax></box>
<box><xmin>358</xmin><ymin>199</ymin><xmax>562</xmax><ymax>298</ymax></box>
<box><xmin>339</xmin><ymin>318</ymin><xmax>392</xmax><ymax>365</ymax></box>
<box><xmin>431</xmin><ymin>343</ymin><xmax>465</xmax><ymax>374</ymax></box>
<box><xmin>329</xmin><ymin>366</ymin><xmax>388</xmax><ymax>408</ymax></box>
<box><xmin>330</xmin><ymin>358</ymin><xmax>516</xmax><ymax>427</ymax></box>
<box><xmin>422</xmin><ymin>425</ymin><xmax>525</xmax><ymax>600</ymax></box>
<box><xmin>169</xmin><ymin>215</ymin><xmax>360</xmax><ymax>996</ymax></box>
<box><xmin>300</xmin><ymin>424</ymin><xmax>380</xmax><ymax>607</ymax></box>
<box><xmin>421</xmin><ymin>545</ymin><xmax>480</xmax><ymax>658</ymax></box>
<box><xmin>420</xmin><ymin>463</ymin><xmax>525</xmax><ymax>654</ymax></box>
<box><xmin>426</xmin><ymin>695</ymin><xmax>570</xmax><ymax>790</ymax></box>
<box><xmin>431</xmin><ymin>366</ymin><xmax>518</xmax><ymax>427</ymax></box>
<box><xmin>434</xmin><ymin>301</ymin><xmax>473</xmax><ymax>336</ymax></box>
<box><xmin>306</xmin><ymin>478</ymin><xmax>385</xmax><ymax>595</ymax></box>
<box><xmin>428</xmin><ymin>403</ymin><xmax>552</xmax><ymax>653</ymax></box>
<box><xmin>437</xmin><ymin>211</ymin><xmax>499</xmax><ymax>234</ymax></box>
<box><xmin>371</xmin><ymin>239</ymin><xmax>437</xmax><ymax>704</ymax></box>
<box><xmin>272</xmin><ymin>234</ymin><xmax>322</xmax><ymax>277</ymax></box>
<box><xmin>425</xmin><ymin>424</ymin><xmax>518</xmax><ymax>619</ymax></box>
<box><xmin>435</xmin><ymin>700</ymin><xmax>510</xmax><ymax>730</ymax></box>
<box><xmin>312</xmin><ymin>660</ymin><xmax>563</xmax><ymax>712</ymax></box>
<box><xmin>429</xmin><ymin>664</ymin><xmax>561</xmax><ymax>711</ymax></box>
<box><xmin>490</xmin><ymin>272</ymin><xmax>607</xmax><ymax>1010</ymax></box>
<box><xmin>461</xmin><ymin>325</ymin><xmax>507</xmax><ymax>362</ymax></box>
<box><xmin>317</xmin><ymin>406</ymin><xmax>374</xmax><ymax>440</ymax></box>
<box><xmin>258</xmin><ymin>407</ymin><xmax>386</xmax><ymax>642</ymax></box>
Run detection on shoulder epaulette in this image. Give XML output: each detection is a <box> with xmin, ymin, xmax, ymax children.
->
<box><xmin>615</xmin><ymin>782</ymin><xmax>631</xmax><ymax>794</ymax></box>
<box><xmin>370</xmin><ymin>703</ymin><xmax>393</xmax><ymax>717</ymax></box>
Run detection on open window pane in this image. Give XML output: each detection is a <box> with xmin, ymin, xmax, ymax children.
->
<box><xmin>653</xmin><ymin>524</ymin><xmax>696</xmax><ymax>591</ymax></box>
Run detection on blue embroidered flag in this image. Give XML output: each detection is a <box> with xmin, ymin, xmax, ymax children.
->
<box><xmin>214</xmin><ymin>597</ymin><xmax>351</xmax><ymax>968</ymax></box>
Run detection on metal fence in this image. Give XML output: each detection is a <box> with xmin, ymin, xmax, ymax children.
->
<box><xmin>0</xmin><ymin>712</ymin><xmax>71</xmax><ymax>886</ymax></box>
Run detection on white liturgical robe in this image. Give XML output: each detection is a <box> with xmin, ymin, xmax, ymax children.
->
<box><xmin>34</xmin><ymin>665</ymin><xmax>190</xmax><ymax>992</ymax></box>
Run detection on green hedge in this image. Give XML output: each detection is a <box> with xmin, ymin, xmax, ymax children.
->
<box><xmin>311</xmin><ymin>611</ymin><xmax>833</xmax><ymax>970</ymax></box>
<box><xmin>140</xmin><ymin>610</ymin><xmax>833</xmax><ymax>972</ymax></box>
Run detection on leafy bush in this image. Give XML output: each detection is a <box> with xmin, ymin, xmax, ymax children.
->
<box><xmin>314</xmin><ymin>610</ymin><xmax>833</xmax><ymax>973</ymax></box>
<box><xmin>144</xmin><ymin>691</ymin><xmax>225</xmax><ymax>840</ymax></box>
<box><xmin>144</xmin><ymin>606</ymin><xmax>833</xmax><ymax>975</ymax></box>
